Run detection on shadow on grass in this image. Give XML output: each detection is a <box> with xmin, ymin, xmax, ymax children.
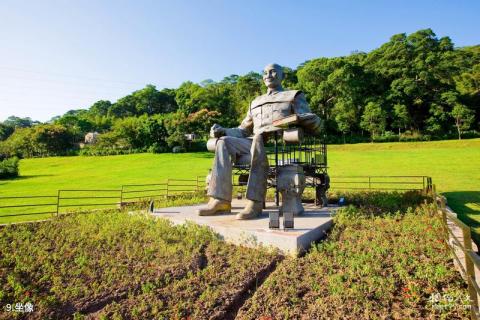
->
<box><xmin>0</xmin><ymin>174</ymin><xmax>54</xmax><ymax>184</ymax></box>
<box><xmin>443</xmin><ymin>191</ymin><xmax>480</xmax><ymax>248</ymax></box>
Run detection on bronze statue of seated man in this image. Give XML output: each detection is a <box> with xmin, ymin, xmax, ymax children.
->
<box><xmin>197</xmin><ymin>63</ymin><xmax>322</xmax><ymax>219</ymax></box>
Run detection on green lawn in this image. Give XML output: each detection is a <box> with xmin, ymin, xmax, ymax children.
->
<box><xmin>0</xmin><ymin>152</ymin><xmax>213</xmax><ymax>195</ymax></box>
<box><xmin>327</xmin><ymin>139</ymin><xmax>480</xmax><ymax>235</ymax></box>
<box><xmin>1</xmin><ymin>139</ymin><xmax>479</xmax><ymax>233</ymax></box>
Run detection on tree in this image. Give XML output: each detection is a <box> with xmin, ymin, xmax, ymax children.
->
<box><xmin>132</xmin><ymin>85</ymin><xmax>178</xmax><ymax>115</ymax></box>
<box><xmin>111</xmin><ymin>117</ymin><xmax>144</xmax><ymax>149</ymax></box>
<box><xmin>175</xmin><ymin>81</ymin><xmax>204</xmax><ymax>115</ymax></box>
<box><xmin>297</xmin><ymin>55</ymin><xmax>374</xmax><ymax>134</ymax></box>
<box><xmin>175</xmin><ymin>81</ymin><xmax>238</xmax><ymax>128</ymax></box>
<box><xmin>3</xmin><ymin>116</ymin><xmax>36</xmax><ymax>128</ymax></box>
<box><xmin>186</xmin><ymin>109</ymin><xmax>221</xmax><ymax>139</ymax></box>
<box><xmin>135</xmin><ymin>114</ymin><xmax>169</xmax><ymax>151</ymax></box>
<box><xmin>55</xmin><ymin>114</ymin><xmax>93</xmax><ymax>143</ymax></box>
<box><xmin>0</xmin><ymin>128</ymin><xmax>34</xmax><ymax>158</ymax></box>
<box><xmin>365</xmin><ymin>29</ymin><xmax>459</xmax><ymax>132</ymax></box>
<box><xmin>392</xmin><ymin>104</ymin><xmax>410</xmax><ymax>138</ymax></box>
<box><xmin>451</xmin><ymin>104</ymin><xmax>475</xmax><ymax>139</ymax></box>
<box><xmin>456</xmin><ymin>63</ymin><xmax>480</xmax><ymax>98</ymax></box>
<box><xmin>158</xmin><ymin>88</ymin><xmax>178</xmax><ymax>114</ymax></box>
<box><xmin>425</xmin><ymin>103</ymin><xmax>448</xmax><ymax>136</ymax></box>
<box><xmin>332</xmin><ymin>99</ymin><xmax>357</xmax><ymax>143</ymax></box>
<box><xmin>231</xmin><ymin>72</ymin><xmax>262</xmax><ymax>121</ymax></box>
<box><xmin>456</xmin><ymin>63</ymin><xmax>480</xmax><ymax>130</ymax></box>
<box><xmin>32</xmin><ymin>124</ymin><xmax>74</xmax><ymax>156</ymax></box>
<box><xmin>109</xmin><ymin>95</ymin><xmax>137</xmax><ymax>118</ymax></box>
<box><xmin>282</xmin><ymin>66</ymin><xmax>298</xmax><ymax>89</ymax></box>
<box><xmin>0</xmin><ymin>123</ymin><xmax>14</xmax><ymax>141</ymax></box>
<box><xmin>89</xmin><ymin>100</ymin><xmax>112</xmax><ymax>117</ymax></box>
<box><xmin>360</xmin><ymin>102</ymin><xmax>386</xmax><ymax>141</ymax></box>
<box><xmin>0</xmin><ymin>124</ymin><xmax>73</xmax><ymax>158</ymax></box>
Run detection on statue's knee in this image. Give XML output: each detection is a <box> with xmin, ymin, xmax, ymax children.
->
<box><xmin>215</xmin><ymin>139</ymin><xmax>226</xmax><ymax>151</ymax></box>
<box><xmin>219</xmin><ymin>136</ymin><xmax>234</xmax><ymax>143</ymax></box>
<box><xmin>217</xmin><ymin>136</ymin><xmax>236</xmax><ymax>149</ymax></box>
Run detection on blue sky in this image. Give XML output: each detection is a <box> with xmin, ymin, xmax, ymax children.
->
<box><xmin>1</xmin><ymin>0</ymin><xmax>479</xmax><ymax>122</ymax></box>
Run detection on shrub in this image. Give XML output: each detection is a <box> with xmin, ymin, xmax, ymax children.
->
<box><xmin>0</xmin><ymin>124</ymin><xmax>74</xmax><ymax>158</ymax></box>
<box><xmin>0</xmin><ymin>157</ymin><xmax>19</xmax><ymax>179</ymax></box>
<box><xmin>399</xmin><ymin>130</ymin><xmax>431</xmax><ymax>142</ymax></box>
<box><xmin>328</xmin><ymin>190</ymin><xmax>429</xmax><ymax>216</ymax></box>
<box><xmin>187</xmin><ymin>140</ymin><xmax>207</xmax><ymax>152</ymax></box>
<box><xmin>373</xmin><ymin>131</ymin><xmax>398</xmax><ymax>142</ymax></box>
<box><xmin>79</xmin><ymin>146</ymin><xmax>143</xmax><ymax>156</ymax></box>
<box><xmin>172</xmin><ymin>146</ymin><xmax>186</xmax><ymax>153</ymax></box>
<box><xmin>147</xmin><ymin>142</ymin><xmax>169</xmax><ymax>154</ymax></box>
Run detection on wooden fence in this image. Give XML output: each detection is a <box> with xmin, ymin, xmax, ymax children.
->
<box><xmin>0</xmin><ymin>177</ymin><xmax>206</xmax><ymax>221</ymax></box>
<box><xmin>330</xmin><ymin>175</ymin><xmax>432</xmax><ymax>192</ymax></box>
<box><xmin>435</xmin><ymin>188</ymin><xmax>480</xmax><ymax>319</ymax></box>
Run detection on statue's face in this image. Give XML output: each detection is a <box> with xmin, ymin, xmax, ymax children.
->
<box><xmin>263</xmin><ymin>64</ymin><xmax>283</xmax><ymax>89</ymax></box>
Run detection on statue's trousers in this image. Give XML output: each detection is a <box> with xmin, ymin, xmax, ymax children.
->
<box><xmin>207</xmin><ymin>134</ymin><xmax>268</xmax><ymax>202</ymax></box>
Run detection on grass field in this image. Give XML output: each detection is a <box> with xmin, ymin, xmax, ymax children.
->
<box><xmin>327</xmin><ymin>139</ymin><xmax>480</xmax><ymax>238</ymax></box>
<box><xmin>1</xmin><ymin>139</ymin><xmax>479</xmax><ymax>232</ymax></box>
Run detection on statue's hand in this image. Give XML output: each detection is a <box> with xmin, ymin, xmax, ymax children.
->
<box><xmin>210</xmin><ymin>124</ymin><xmax>226</xmax><ymax>138</ymax></box>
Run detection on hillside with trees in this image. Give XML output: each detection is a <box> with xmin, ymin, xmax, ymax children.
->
<box><xmin>1</xmin><ymin>29</ymin><xmax>479</xmax><ymax>158</ymax></box>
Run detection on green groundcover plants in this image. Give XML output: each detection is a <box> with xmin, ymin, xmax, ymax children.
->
<box><xmin>0</xmin><ymin>210</ymin><xmax>278</xmax><ymax>319</ymax></box>
<box><xmin>0</xmin><ymin>191</ymin><xmax>469</xmax><ymax>319</ymax></box>
<box><xmin>237</xmin><ymin>192</ymin><xmax>469</xmax><ymax>319</ymax></box>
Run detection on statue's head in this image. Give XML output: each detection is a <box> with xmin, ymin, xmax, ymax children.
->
<box><xmin>263</xmin><ymin>63</ymin><xmax>284</xmax><ymax>90</ymax></box>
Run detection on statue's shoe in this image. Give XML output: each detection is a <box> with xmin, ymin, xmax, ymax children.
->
<box><xmin>196</xmin><ymin>198</ymin><xmax>231</xmax><ymax>216</ymax></box>
<box><xmin>236</xmin><ymin>200</ymin><xmax>263</xmax><ymax>220</ymax></box>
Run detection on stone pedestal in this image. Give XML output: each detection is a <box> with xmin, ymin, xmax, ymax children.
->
<box><xmin>151</xmin><ymin>199</ymin><xmax>336</xmax><ymax>256</ymax></box>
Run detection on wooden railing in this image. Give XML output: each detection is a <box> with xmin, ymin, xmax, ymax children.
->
<box><xmin>331</xmin><ymin>175</ymin><xmax>432</xmax><ymax>192</ymax></box>
<box><xmin>435</xmin><ymin>187</ymin><xmax>480</xmax><ymax>319</ymax></box>
<box><xmin>0</xmin><ymin>177</ymin><xmax>206</xmax><ymax>221</ymax></box>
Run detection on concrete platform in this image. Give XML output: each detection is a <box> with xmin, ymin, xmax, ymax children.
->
<box><xmin>151</xmin><ymin>199</ymin><xmax>336</xmax><ymax>256</ymax></box>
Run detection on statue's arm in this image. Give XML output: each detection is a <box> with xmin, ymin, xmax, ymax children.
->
<box><xmin>293</xmin><ymin>92</ymin><xmax>322</xmax><ymax>134</ymax></box>
<box><xmin>224</xmin><ymin>109</ymin><xmax>253</xmax><ymax>138</ymax></box>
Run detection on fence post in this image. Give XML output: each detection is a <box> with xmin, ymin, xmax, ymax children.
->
<box><xmin>119</xmin><ymin>188</ymin><xmax>123</xmax><ymax>209</ymax></box>
<box><xmin>463</xmin><ymin>226</ymin><xmax>479</xmax><ymax>318</ymax></box>
<box><xmin>436</xmin><ymin>195</ymin><xmax>449</xmax><ymax>246</ymax></box>
<box><xmin>56</xmin><ymin>190</ymin><xmax>60</xmax><ymax>217</ymax></box>
<box><xmin>440</xmin><ymin>196</ymin><xmax>446</xmax><ymax>210</ymax></box>
<box><xmin>166</xmin><ymin>179</ymin><xmax>169</xmax><ymax>199</ymax></box>
<box><xmin>120</xmin><ymin>185</ymin><xmax>124</xmax><ymax>208</ymax></box>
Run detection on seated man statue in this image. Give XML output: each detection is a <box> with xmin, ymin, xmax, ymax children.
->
<box><xmin>197</xmin><ymin>63</ymin><xmax>321</xmax><ymax>219</ymax></box>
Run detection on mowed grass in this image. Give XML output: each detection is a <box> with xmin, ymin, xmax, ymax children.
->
<box><xmin>0</xmin><ymin>153</ymin><xmax>214</xmax><ymax>223</ymax></box>
<box><xmin>1</xmin><ymin>139</ymin><xmax>479</xmax><ymax>232</ymax></box>
<box><xmin>1</xmin><ymin>153</ymin><xmax>213</xmax><ymax>195</ymax></box>
<box><xmin>327</xmin><ymin>138</ymin><xmax>480</xmax><ymax>237</ymax></box>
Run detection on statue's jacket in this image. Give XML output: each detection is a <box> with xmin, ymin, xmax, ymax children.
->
<box><xmin>225</xmin><ymin>89</ymin><xmax>321</xmax><ymax>138</ymax></box>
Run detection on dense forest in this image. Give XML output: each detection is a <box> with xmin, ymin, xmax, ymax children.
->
<box><xmin>0</xmin><ymin>29</ymin><xmax>479</xmax><ymax>158</ymax></box>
